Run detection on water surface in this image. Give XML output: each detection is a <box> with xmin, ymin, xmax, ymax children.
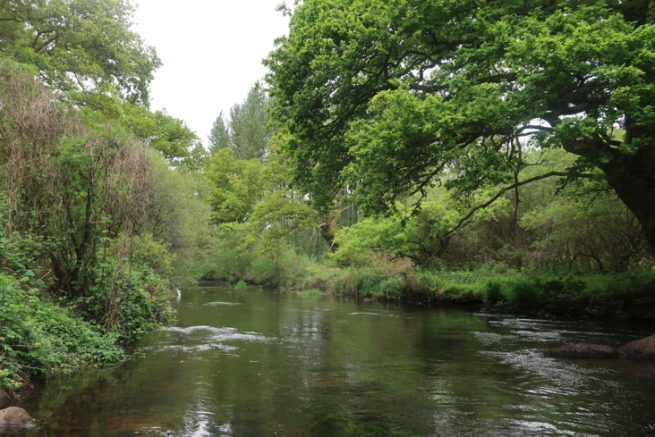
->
<box><xmin>20</xmin><ymin>283</ymin><xmax>655</xmax><ymax>436</ymax></box>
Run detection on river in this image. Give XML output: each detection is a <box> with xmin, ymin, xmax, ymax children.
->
<box><xmin>18</xmin><ymin>282</ymin><xmax>655</xmax><ymax>436</ymax></box>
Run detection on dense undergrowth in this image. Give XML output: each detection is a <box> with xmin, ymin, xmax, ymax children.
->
<box><xmin>209</xmin><ymin>245</ymin><xmax>655</xmax><ymax>320</ymax></box>
<box><xmin>0</xmin><ymin>59</ymin><xmax>205</xmax><ymax>393</ymax></box>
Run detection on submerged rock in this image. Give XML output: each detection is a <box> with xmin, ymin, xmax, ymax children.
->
<box><xmin>620</xmin><ymin>335</ymin><xmax>655</xmax><ymax>360</ymax></box>
<box><xmin>545</xmin><ymin>343</ymin><xmax>619</xmax><ymax>359</ymax></box>
<box><xmin>0</xmin><ymin>407</ymin><xmax>35</xmax><ymax>431</ymax></box>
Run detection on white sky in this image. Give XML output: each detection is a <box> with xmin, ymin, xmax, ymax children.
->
<box><xmin>133</xmin><ymin>0</ymin><xmax>290</xmax><ymax>148</ymax></box>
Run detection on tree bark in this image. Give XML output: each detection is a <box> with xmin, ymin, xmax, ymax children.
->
<box><xmin>600</xmin><ymin>152</ymin><xmax>655</xmax><ymax>257</ymax></box>
<box><xmin>562</xmin><ymin>130</ymin><xmax>655</xmax><ymax>256</ymax></box>
<box><xmin>319</xmin><ymin>215</ymin><xmax>339</xmax><ymax>251</ymax></box>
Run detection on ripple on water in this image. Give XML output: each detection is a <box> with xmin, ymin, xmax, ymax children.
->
<box><xmin>472</xmin><ymin>331</ymin><xmax>506</xmax><ymax>346</ymax></box>
<box><xmin>162</xmin><ymin>325</ymin><xmax>272</xmax><ymax>343</ymax></box>
<box><xmin>139</xmin><ymin>343</ymin><xmax>239</xmax><ymax>353</ymax></box>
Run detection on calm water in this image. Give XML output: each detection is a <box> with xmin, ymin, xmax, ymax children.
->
<box><xmin>18</xmin><ymin>283</ymin><xmax>655</xmax><ymax>436</ymax></box>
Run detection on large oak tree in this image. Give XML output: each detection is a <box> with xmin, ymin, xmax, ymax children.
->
<box><xmin>265</xmin><ymin>0</ymin><xmax>655</xmax><ymax>254</ymax></box>
<box><xmin>0</xmin><ymin>0</ymin><xmax>160</xmax><ymax>109</ymax></box>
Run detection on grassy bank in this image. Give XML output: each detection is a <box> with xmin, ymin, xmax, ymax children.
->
<box><xmin>213</xmin><ymin>250</ymin><xmax>655</xmax><ymax>321</ymax></box>
<box><xmin>296</xmin><ymin>266</ymin><xmax>655</xmax><ymax>320</ymax></box>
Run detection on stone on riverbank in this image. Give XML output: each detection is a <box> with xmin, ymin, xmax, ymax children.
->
<box><xmin>0</xmin><ymin>407</ymin><xmax>35</xmax><ymax>430</ymax></box>
<box><xmin>545</xmin><ymin>343</ymin><xmax>619</xmax><ymax>359</ymax></box>
<box><xmin>620</xmin><ymin>335</ymin><xmax>655</xmax><ymax>360</ymax></box>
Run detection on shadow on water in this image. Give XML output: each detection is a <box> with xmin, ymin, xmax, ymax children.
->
<box><xmin>13</xmin><ymin>283</ymin><xmax>655</xmax><ymax>436</ymax></box>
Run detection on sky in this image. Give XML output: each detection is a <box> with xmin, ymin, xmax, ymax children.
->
<box><xmin>132</xmin><ymin>0</ymin><xmax>290</xmax><ymax>148</ymax></box>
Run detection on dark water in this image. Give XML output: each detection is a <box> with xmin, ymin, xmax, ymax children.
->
<box><xmin>18</xmin><ymin>283</ymin><xmax>655</xmax><ymax>436</ymax></box>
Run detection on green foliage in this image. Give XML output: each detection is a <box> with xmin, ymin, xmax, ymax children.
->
<box><xmin>58</xmin><ymin>234</ymin><xmax>176</xmax><ymax>343</ymax></box>
<box><xmin>0</xmin><ymin>63</ymin><xmax>152</xmax><ymax>298</ymax></box>
<box><xmin>266</xmin><ymin>0</ymin><xmax>655</xmax><ymax>254</ymax></box>
<box><xmin>205</xmin><ymin>148</ymin><xmax>267</xmax><ymax>223</ymax></box>
<box><xmin>122</xmin><ymin>103</ymin><xmax>205</xmax><ymax>168</ymax></box>
<box><xmin>0</xmin><ymin>62</ymin><xmax>177</xmax><ymax>391</ymax></box>
<box><xmin>483</xmin><ymin>282</ymin><xmax>503</xmax><ymax>305</ymax></box>
<box><xmin>376</xmin><ymin>277</ymin><xmax>406</xmax><ymax>299</ymax></box>
<box><xmin>332</xmin><ymin>191</ymin><xmax>507</xmax><ymax>267</ymax></box>
<box><xmin>208</xmin><ymin>111</ymin><xmax>231</xmax><ymax>155</ymax></box>
<box><xmin>299</xmin><ymin>289</ymin><xmax>321</xmax><ymax>296</ymax></box>
<box><xmin>0</xmin><ymin>272</ymin><xmax>124</xmax><ymax>391</ymax></box>
<box><xmin>208</xmin><ymin>82</ymin><xmax>271</xmax><ymax>160</ymax></box>
<box><xmin>0</xmin><ymin>0</ymin><xmax>160</xmax><ymax>107</ymax></box>
<box><xmin>235</xmin><ymin>280</ymin><xmax>247</xmax><ymax>289</ymax></box>
<box><xmin>143</xmin><ymin>151</ymin><xmax>214</xmax><ymax>283</ymax></box>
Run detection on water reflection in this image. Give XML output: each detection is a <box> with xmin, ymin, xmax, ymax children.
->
<box><xmin>17</xmin><ymin>284</ymin><xmax>655</xmax><ymax>436</ymax></box>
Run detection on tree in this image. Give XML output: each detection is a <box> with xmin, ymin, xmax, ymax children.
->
<box><xmin>0</xmin><ymin>0</ymin><xmax>160</xmax><ymax>107</ymax></box>
<box><xmin>265</xmin><ymin>0</ymin><xmax>655</xmax><ymax>254</ymax></box>
<box><xmin>122</xmin><ymin>103</ymin><xmax>204</xmax><ymax>168</ymax></box>
<box><xmin>205</xmin><ymin>148</ymin><xmax>267</xmax><ymax>223</ymax></box>
<box><xmin>208</xmin><ymin>111</ymin><xmax>231</xmax><ymax>156</ymax></box>
<box><xmin>208</xmin><ymin>82</ymin><xmax>272</xmax><ymax>160</ymax></box>
<box><xmin>0</xmin><ymin>61</ymin><xmax>152</xmax><ymax>296</ymax></box>
<box><xmin>141</xmin><ymin>150</ymin><xmax>214</xmax><ymax>281</ymax></box>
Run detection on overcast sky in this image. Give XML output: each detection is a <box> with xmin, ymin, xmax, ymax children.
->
<box><xmin>133</xmin><ymin>0</ymin><xmax>290</xmax><ymax>148</ymax></box>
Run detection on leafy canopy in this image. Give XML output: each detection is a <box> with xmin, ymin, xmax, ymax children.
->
<box><xmin>122</xmin><ymin>103</ymin><xmax>204</xmax><ymax>167</ymax></box>
<box><xmin>0</xmin><ymin>0</ymin><xmax>161</xmax><ymax>107</ymax></box>
<box><xmin>208</xmin><ymin>82</ymin><xmax>272</xmax><ymax>160</ymax></box>
<box><xmin>266</xmin><ymin>0</ymin><xmax>655</xmax><ymax>219</ymax></box>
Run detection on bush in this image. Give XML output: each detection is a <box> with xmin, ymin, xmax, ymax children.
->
<box><xmin>507</xmin><ymin>279</ymin><xmax>542</xmax><ymax>307</ymax></box>
<box><xmin>0</xmin><ymin>273</ymin><xmax>123</xmax><ymax>392</ymax></box>
<box><xmin>483</xmin><ymin>281</ymin><xmax>504</xmax><ymax>304</ymax></box>
<box><xmin>377</xmin><ymin>277</ymin><xmax>406</xmax><ymax>299</ymax></box>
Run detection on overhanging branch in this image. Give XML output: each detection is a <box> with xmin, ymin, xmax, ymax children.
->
<box><xmin>443</xmin><ymin>171</ymin><xmax>594</xmax><ymax>238</ymax></box>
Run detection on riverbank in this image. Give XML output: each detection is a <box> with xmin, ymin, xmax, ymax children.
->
<box><xmin>0</xmin><ymin>271</ymin><xmax>176</xmax><ymax>398</ymax></box>
<box><xmin>231</xmin><ymin>263</ymin><xmax>655</xmax><ymax>322</ymax></box>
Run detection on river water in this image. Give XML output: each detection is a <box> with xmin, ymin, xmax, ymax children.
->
<box><xmin>18</xmin><ymin>282</ymin><xmax>655</xmax><ymax>436</ymax></box>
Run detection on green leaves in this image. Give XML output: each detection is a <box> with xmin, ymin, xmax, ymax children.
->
<box><xmin>266</xmin><ymin>0</ymin><xmax>655</xmax><ymax>233</ymax></box>
<box><xmin>0</xmin><ymin>272</ymin><xmax>124</xmax><ymax>390</ymax></box>
<box><xmin>208</xmin><ymin>82</ymin><xmax>272</xmax><ymax>161</ymax></box>
<box><xmin>122</xmin><ymin>103</ymin><xmax>204</xmax><ymax>167</ymax></box>
<box><xmin>0</xmin><ymin>0</ymin><xmax>161</xmax><ymax>105</ymax></box>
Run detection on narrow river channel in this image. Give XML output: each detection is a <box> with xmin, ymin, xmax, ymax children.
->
<box><xmin>19</xmin><ymin>282</ymin><xmax>655</xmax><ymax>436</ymax></box>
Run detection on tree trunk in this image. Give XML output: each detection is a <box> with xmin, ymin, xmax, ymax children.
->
<box><xmin>596</xmin><ymin>138</ymin><xmax>655</xmax><ymax>256</ymax></box>
<box><xmin>320</xmin><ymin>215</ymin><xmax>339</xmax><ymax>251</ymax></box>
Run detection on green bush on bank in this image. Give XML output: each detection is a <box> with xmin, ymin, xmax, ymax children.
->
<box><xmin>0</xmin><ymin>273</ymin><xmax>123</xmax><ymax>392</ymax></box>
<box><xmin>0</xmin><ymin>248</ymin><xmax>176</xmax><ymax>392</ymax></box>
<box><xmin>0</xmin><ymin>224</ymin><xmax>176</xmax><ymax>392</ymax></box>
<box><xmin>215</xmin><ymin>243</ymin><xmax>655</xmax><ymax>317</ymax></box>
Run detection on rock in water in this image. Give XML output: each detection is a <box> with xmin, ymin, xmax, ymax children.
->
<box><xmin>545</xmin><ymin>344</ymin><xmax>619</xmax><ymax>359</ymax></box>
<box><xmin>620</xmin><ymin>335</ymin><xmax>655</xmax><ymax>360</ymax></box>
<box><xmin>0</xmin><ymin>407</ymin><xmax>35</xmax><ymax>430</ymax></box>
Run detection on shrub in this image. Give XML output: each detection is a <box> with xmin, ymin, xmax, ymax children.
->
<box><xmin>507</xmin><ymin>279</ymin><xmax>542</xmax><ymax>307</ymax></box>
<box><xmin>483</xmin><ymin>281</ymin><xmax>504</xmax><ymax>304</ymax></box>
<box><xmin>0</xmin><ymin>273</ymin><xmax>123</xmax><ymax>392</ymax></box>
<box><xmin>377</xmin><ymin>277</ymin><xmax>406</xmax><ymax>299</ymax></box>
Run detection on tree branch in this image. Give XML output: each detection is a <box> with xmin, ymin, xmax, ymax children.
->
<box><xmin>443</xmin><ymin>171</ymin><xmax>594</xmax><ymax>238</ymax></box>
